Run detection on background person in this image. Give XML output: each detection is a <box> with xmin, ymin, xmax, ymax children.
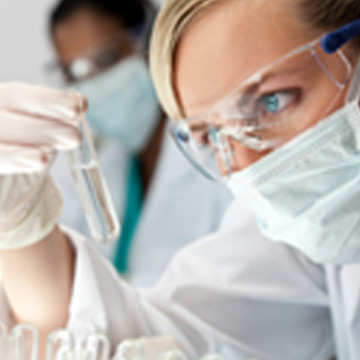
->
<box><xmin>48</xmin><ymin>0</ymin><xmax>231</xmax><ymax>286</ymax></box>
<box><xmin>1</xmin><ymin>0</ymin><xmax>360</xmax><ymax>359</ymax></box>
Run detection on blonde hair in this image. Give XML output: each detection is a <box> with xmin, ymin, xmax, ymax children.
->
<box><xmin>149</xmin><ymin>0</ymin><xmax>360</xmax><ymax>121</ymax></box>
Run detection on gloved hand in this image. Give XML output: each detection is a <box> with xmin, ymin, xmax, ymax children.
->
<box><xmin>0</xmin><ymin>82</ymin><xmax>85</xmax><ymax>250</ymax></box>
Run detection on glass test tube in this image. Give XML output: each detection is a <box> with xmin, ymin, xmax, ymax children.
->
<box><xmin>200</xmin><ymin>355</ymin><xmax>224</xmax><ymax>360</ymax></box>
<box><xmin>113</xmin><ymin>339</ymin><xmax>145</xmax><ymax>360</ymax></box>
<box><xmin>7</xmin><ymin>324</ymin><xmax>38</xmax><ymax>360</ymax></box>
<box><xmin>158</xmin><ymin>349</ymin><xmax>188</xmax><ymax>360</ymax></box>
<box><xmin>46</xmin><ymin>329</ymin><xmax>74</xmax><ymax>360</ymax></box>
<box><xmin>68</xmin><ymin>115</ymin><xmax>121</xmax><ymax>243</ymax></box>
<box><xmin>81</xmin><ymin>332</ymin><xmax>110</xmax><ymax>360</ymax></box>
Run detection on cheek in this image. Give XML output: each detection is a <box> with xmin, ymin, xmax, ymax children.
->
<box><xmin>290</xmin><ymin>80</ymin><xmax>348</xmax><ymax>139</ymax></box>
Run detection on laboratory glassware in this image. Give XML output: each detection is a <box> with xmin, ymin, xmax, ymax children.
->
<box><xmin>113</xmin><ymin>339</ymin><xmax>145</xmax><ymax>360</ymax></box>
<box><xmin>67</xmin><ymin>113</ymin><xmax>121</xmax><ymax>243</ymax></box>
<box><xmin>7</xmin><ymin>324</ymin><xmax>38</xmax><ymax>360</ymax></box>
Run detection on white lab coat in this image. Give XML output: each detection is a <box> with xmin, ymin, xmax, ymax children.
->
<box><xmin>1</xmin><ymin>202</ymin><xmax>360</xmax><ymax>359</ymax></box>
<box><xmin>51</xmin><ymin>125</ymin><xmax>232</xmax><ymax>286</ymax></box>
<box><xmin>64</xmin><ymin>201</ymin><xmax>360</xmax><ymax>360</ymax></box>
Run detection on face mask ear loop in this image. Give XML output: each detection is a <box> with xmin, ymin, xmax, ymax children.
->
<box><xmin>346</xmin><ymin>56</ymin><xmax>360</xmax><ymax>103</ymax></box>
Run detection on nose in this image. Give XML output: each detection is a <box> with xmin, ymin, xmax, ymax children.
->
<box><xmin>227</xmin><ymin>137</ymin><xmax>272</xmax><ymax>172</ymax></box>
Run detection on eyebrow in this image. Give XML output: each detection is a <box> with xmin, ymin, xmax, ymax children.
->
<box><xmin>241</xmin><ymin>64</ymin><xmax>311</xmax><ymax>95</ymax></box>
<box><xmin>187</xmin><ymin>56</ymin><xmax>315</xmax><ymax>128</ymax></box>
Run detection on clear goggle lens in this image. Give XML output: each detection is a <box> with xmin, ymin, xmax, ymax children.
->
<box><xmin>170</xmin><ymin>38</ymin><xmax>354</xmax><ymax>181</ymax></box>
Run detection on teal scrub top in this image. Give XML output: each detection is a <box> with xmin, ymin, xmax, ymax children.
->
<box><xmin>113</xmin><ymin>156</ymin><xmax>143</xmax><ymax>274</ymax></box>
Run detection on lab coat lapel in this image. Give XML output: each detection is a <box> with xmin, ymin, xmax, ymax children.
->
<box><xmin>340</xmin><ymin>264</ymin><xmax>360</xmax><ymax>359</ymax></box>
<box><xmin>66</xmin><ymin>227</ymin><xmax>108</xmax><ymax>336</ymax></box>
<box><xmin>134</xmin><ymin>123</ymin><xmax>194</xmax><ymax>240</ymax></box>
<box><xmin>97</xmin><ymin>139</ymin><xmax>129</xmax><ymax>218</ymax></box>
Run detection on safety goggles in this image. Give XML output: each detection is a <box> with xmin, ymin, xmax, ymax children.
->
<box><xmin>170</xmin><ymin>19</ymin><xmax>360</xmax><ymax>180</ymax></box>
<box><xmin>45</xmin><ymin>32</ymin><xmax>138</xmax><ymax>86</ymax></box>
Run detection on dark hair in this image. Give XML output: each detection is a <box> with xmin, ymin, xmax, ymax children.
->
<box><xmin>49</xmin><ymin>0</ymin><xmax>156</xmax><ymax>33</ymax></box>
<box><xmin>49</xmin><ymin>0</ymin><xmax>158</xmax><ymax>55</ymax></box>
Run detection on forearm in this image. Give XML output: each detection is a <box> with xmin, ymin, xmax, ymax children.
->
<box><xmin>0</xmin><ymin>225</ymin><xmax>74</xmax><ymax>348</ymax></box>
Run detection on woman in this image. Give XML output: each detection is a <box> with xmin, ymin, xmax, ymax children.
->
<box><xmin>47</xmin><ymin>0</ymin><xmax>231</xmax><ymax>285</ymax></box>
<box><xmin>0</xmin><ymin>0</ymin><xmax>360</xmax><ymax>359</ymax></box>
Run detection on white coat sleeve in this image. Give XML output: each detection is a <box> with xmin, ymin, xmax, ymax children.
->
<box><xmin>64</xmin><ymin>202</ymin><xmax>335</xmax><ymax>360</ymax></box>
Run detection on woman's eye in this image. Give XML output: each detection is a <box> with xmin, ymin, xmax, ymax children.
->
<box><xmin>192</xmin><ymin>128</ymin><xmax>218</xmax><ymax>146</ymax></box>
<box><xmin>259</xmin><ymin>90</ymin><xmax>298</xmax><ymax>116</ymax></box>
<box><xmin>195</xmin><ymin>130</ymin><xmax>213</xmax><ymax>146</ymax></box>
<box><xmin>208</xmin><ymin>128</ymin><xmax>220</xmax><ymax>144</ymax></box>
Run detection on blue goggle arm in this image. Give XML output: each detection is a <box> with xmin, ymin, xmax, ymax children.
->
<box><xmin>321</xmin><ymin>18</ymin><xmax>360</xmax><ymax>53</ymax></box>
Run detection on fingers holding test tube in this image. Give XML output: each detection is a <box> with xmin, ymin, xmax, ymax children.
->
<box><xmin>0</xmin><ymin>82</ymin><xmax>86</xmax><ymax>125</ymax></box>
<box><xmin>0</xmin><ymin>82</ymin><xmax>85</xmax><ymax>174</ymax></box>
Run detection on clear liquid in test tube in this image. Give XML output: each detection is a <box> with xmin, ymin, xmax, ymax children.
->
<box><xmin>67</xmin><ymin>115</ymin><xmax>120</xmax><ymax>243</ymax></box>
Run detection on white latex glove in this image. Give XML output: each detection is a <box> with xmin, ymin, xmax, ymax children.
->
<box><xmin>0</xmin><ymin>82</ymin><xmax>85</xmax><ymax>250</ymax></box>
